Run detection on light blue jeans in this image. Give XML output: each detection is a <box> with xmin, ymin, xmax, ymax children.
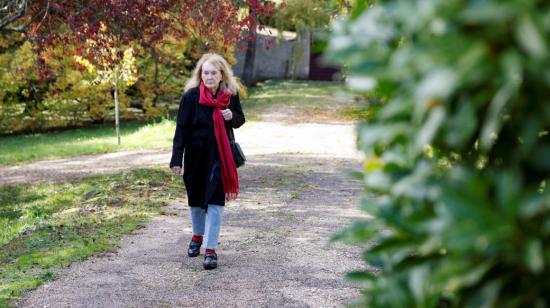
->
<box><xmin>190</xmin><ymin>204</ymin><xmax>224</xmax><ymax>249</ymax></box>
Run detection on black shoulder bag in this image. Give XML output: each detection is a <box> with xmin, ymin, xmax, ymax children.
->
<box><xmin>227</xmin><ymin>125</ymin><xmax>246</xmax><ymax>168</ymax></box>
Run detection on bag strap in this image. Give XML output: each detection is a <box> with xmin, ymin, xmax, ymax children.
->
<box><xmin>225</xmin><ymin>122</ymin><xmax>236</xmax><ymax>144</ymax></box>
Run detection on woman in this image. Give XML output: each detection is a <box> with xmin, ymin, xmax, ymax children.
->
<box><xmin>170</xmin><ymin>53</ymin><xmax>245</xmax><ymax>270</ymax></box>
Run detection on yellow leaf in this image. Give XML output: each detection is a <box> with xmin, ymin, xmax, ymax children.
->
<box><xmin>364</xmin><ymin>156</ymin><xmax>383</xmax><ymax>173</ymax></box>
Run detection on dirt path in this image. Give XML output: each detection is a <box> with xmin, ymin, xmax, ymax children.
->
<box><xmin>9</xmin><ymin>121</ymin><xmax>370</xmax><ymax>307</ymax></box>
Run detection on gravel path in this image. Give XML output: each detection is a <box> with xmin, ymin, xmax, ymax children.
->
<box><xmin>8</xmin><ymin>120</ymin><xmax>371</xmax><ymax>307</ymax></box>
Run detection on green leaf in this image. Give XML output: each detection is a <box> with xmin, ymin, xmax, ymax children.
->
<box><xmin>494</xmin><ymin>169</ymin><xmax>521</xmax><ymax>217</ymax></box>
<box><xmin>443</xmin><ymin>261</ymin><xmax>494</xmax><ymax>293</ymax></box>
<box><xmin>519</xmin><ymin>117</ymin><xmax>542</xmax><ymax>155</ymax></box>
<box><xmin>480</xmin><ymin>51</ymin><xmax>522</xmax><ymax>151</ymax></box>
<box><xmin>445</xmin><ymin>98</ymin><xmax>477</xmax><ymax>148</ymax></box>
<box><xmin>456</xmin><ymin>41</ymin><xmax>488</xmax><ymax>80</ymax></box>
<box><xmin>364</xmin><ymin>170</ymin><xmax>392</xmax><ymax>191</ymax></box>
<box><xmin>394</xmin><ymin>254</ymin><xmax>442</xmax><ymax>272</ymax></box>
<box><xmin>374</xmin><ymin>79</ymin><xmax>398</xmax><ymax>99</ymax></box>
<box><xmin>528</xmin><ymin>145</ymin><xmax>550</xmax><ymax>170</ymax></box>
<box><xmin>378</xmin><ymin>98</ymin><xmax>413</xmax><ymax>121</ymax></box>
<box><xmin>346</xmin><ymin>271</ymin><xmax>376</xmax><ymax>281</ymax></box>
<box><xmin>414</xmin><ymin>69</ymin><xmax>457</xmax><ymax>118</ymax></box>
<box><xmin>544</xmin><ymin>219</ymin><xmax>550</xmax><ymax>236</ymax></box>
<box><xmin>440</xmin><ymin>169</ymin><xmax>490</xmax><ymax>222</ymax></box>
<box><xmin>409</xmin><ymin>266</ymin><xmax>430</xmax><ymax>306</ymax></box>
<box><xmin>368</xmin><ymin>236</ymin><xmax>417</xmax><ymax>255</ymax></box>
<box><xmin>391</xmin><ymin>161</ymin><xmax>432</xmax><ymax>199</ymax></box>
<box><xmin>330</xmin><ymin>220</ymin><xmax>376</xmax><ymax>243</ymax></box>
<box><xmin>350</xmin><ymin>0</ymin><xmax>368</xmax><ymax>20</ymax></box>
<box><xmin>519</xmin><ymin>191</ymin><xmax>550</xmax><ymax>219</ymax></box>
<box><xmin>465</xmin><ymin>279</ymin><xmax>502</xmax><ymax>308</ymax></box>
<box><xmin>359</xmin><ymin>196</ymin><xmax>383</xmax><ymax>215</ymax></box>
<box><xmin>357</xmin><ymin>122</ymin><xmax>411</xmax><ymax>152</ymax></box>
<box><xmin>415</xmin><ymin>106</ymin><xmax>446</xmax><ymax>152</ymax></box>
<box><xmin>460</xmin><ymin>3</ymin><xmax>514</xmax><ymax>23</ymax></box>
<box><xmin>524</xmin><ymin>240</ymin><xmax>544</xmax><ymax>274</ymax></box>
<box><xmin>515</xmin><ymin>14</ymin><xmax>548</xmax><ymax>59</ymax></box>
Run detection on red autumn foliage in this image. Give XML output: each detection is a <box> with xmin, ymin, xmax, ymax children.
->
<box><xmin>22</xmin><ymin>0</ymin><xmax>274</xmax><ymax>76</ymax></box>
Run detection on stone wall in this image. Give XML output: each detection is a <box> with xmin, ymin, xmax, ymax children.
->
<box><xmin>232</xmin><ymin>29</ymin><xmax>310</xmax><ymax>83</ymax></box>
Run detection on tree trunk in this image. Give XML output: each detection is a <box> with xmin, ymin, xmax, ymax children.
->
<box><xmin>152</xmin><ymin>51</ymin><xmax>159</xmax><ymax>107</ymax></box>
<box><xmin>241</xmin><ymin>3</ymin><xmax>257</xmax><ymax>86</ymax></box>
<box><xmin>242</xmin><ymin>36</ymin><xmax>256</xmax><ymax>86</ymax></box>
<box><xmin>114</xmin><ymin>70</ymin><xmax>120</xmax><ymax>145</ymax></box>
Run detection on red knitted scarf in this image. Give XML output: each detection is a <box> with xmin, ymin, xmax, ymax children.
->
<box><xmin>198</xmin><ymin>82</ymin><xmax>239</xmax><ymax>200</ymax></box>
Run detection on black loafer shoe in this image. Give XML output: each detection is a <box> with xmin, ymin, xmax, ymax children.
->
<box><xmin>187</xmin><ymin>240</ymin><xmax>202</xmax><ymax>257</ymax></box>
<box><xmin>203</xmin><ymin>253</ymin><xmax>218</xmax><ymax>270</ymax></box>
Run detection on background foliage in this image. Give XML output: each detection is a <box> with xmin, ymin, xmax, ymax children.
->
<box><xmin>327</xmin><ymin>0</ymin><xmax>550</xmax><ymax>306</ymax></box>
<box><xmin>0</xmin><ymin>31</ymin><xmax>188</xmax><ymax>134</ymax></box>
<box><xmin>0</xmin><ymin>29</ymin><xmax>235</xmax><ymax>134</ymax></box>
<box><xmin>0</xmin><ymin>0</ymin><xmax>272</xmax><ymax>134</ymax></box>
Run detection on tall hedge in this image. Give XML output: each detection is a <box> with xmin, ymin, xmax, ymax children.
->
<box><xmin>327</xmin><ymin>0</ymin><xmax>549</xmax><ymax>306</ymax></box>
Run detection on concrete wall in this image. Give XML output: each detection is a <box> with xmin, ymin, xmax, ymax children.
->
<box><xmin>232</xmin><ymin>29</ymin><xmax>310</xmax><ymax>82</ymax></box>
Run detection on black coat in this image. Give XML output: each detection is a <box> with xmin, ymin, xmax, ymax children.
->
<box><xmin>169</xmin><ymin>86</ymin><xmax>245</xmax><ymax>208</ymax></box>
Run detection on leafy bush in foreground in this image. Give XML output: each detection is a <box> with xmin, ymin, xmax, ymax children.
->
<box><xmin>328</xmin><ymin>1</ymin><xmax>549</xmax><ymax>306</ymax></box>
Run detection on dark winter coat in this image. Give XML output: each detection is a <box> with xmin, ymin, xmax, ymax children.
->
<box><xmin>169</xmin><ymin>86</ymin><xmax>245</xmax><ymax>208</ymax></box>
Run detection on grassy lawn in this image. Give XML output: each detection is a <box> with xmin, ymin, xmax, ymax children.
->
<box><xmin>0</xmin><ymin>80</ymin><xmax>365</xmax><ymax>166</ymax></box>
<box><xmin>0</xmin><ymin>168</ymin><xmax>181</xmax><ymax>306</ymax></box>
<box><xmin>244</xmin><ymin>80</ymin><xmax>364</xmax><ymax>121</ymax></box>
<box><xmin>0</xmin><ymin>118</ymin><xmax>175</xmax><ymax>166</ymax></box>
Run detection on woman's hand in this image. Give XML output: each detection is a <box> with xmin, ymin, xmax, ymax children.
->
<box><xmin>171</xmin><ymin>166</ymin><xmax>183</xmax><ymax>176</ymax></box>
<box><xmin>221</xmin><ymin>109</ymin><xmax>233</xmax><ymax>121</ymax></box>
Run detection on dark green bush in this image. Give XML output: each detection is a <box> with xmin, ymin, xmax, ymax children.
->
<box><xmin>327</xmin><ymin>0</ymin><xmax>549</xmax><ymax>306</ymax></box>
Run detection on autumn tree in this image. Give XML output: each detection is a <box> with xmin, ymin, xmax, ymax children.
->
<box><xmin>0</xmin><ymin>0</ymin><xmax>274</xmax><ymax>134</ymax></box>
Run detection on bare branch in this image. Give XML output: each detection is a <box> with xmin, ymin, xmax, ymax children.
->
<box><xmin>30</xmin><ymin>0</ymin><xmax>48</xmax><ymax>34</ymax></box>
<box><xmin>0</xmin><ymin>0</ymin><xmax>28</xmax><ymax>29</ymax></box>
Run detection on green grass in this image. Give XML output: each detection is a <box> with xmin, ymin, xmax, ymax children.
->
<box><xmin>0</xmin><ymin>118</ymin><xmax>175</xmax><ymax>166</ymax></box>
<box><xmin>242</xmin><ymin>80</ymin><xmax>360</xmax><ymax>121</ymax></box>
<box><xmin>0</xmin><ymin>80</ymin><xmax>364</xmax><ymax>166</ymax></box>
<box><xmin>0</xmin><ymin>168</ymin><xmax>181</xmax><ymax>306</ymax></box>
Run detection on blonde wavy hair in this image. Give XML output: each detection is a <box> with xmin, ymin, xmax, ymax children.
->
<box><xmin>184</xmin><ymin>53</ymin><xmax>240</xmax><ymax>95</ymax></box>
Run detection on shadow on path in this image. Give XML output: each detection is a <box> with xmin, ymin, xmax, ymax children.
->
<box><xmin>14</xmin><ymin>154</ymin><xmax>371</xmax><ymax>307</ymax></box>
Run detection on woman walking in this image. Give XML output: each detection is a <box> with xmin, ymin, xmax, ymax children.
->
<box><xmin>170</xmin><ymin>53</ymin><xmax>245</xmax><ymax>270</ymax></box>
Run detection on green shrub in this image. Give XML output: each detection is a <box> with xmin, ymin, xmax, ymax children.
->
<box><xmin>327</xmin><ymin>0</ymin><xmax>549</xmax><ymax>306</ymax></box>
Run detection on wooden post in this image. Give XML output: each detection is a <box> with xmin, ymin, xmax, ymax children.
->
<box><xmin>114</xmin><ymin>68</ymin><xmax>120</xmax><ymax>145</ymax></box>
